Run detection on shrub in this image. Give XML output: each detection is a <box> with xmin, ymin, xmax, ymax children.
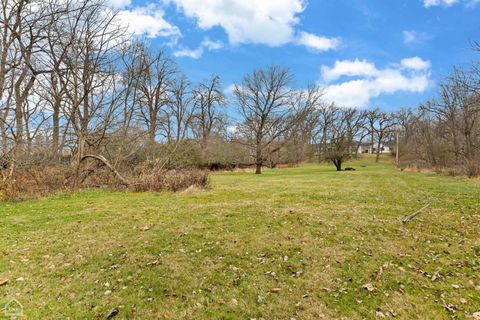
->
<box><xmin>0</xmin><ymin>165</ymin><xmax>71</xmax><ymax>201</ymax></box>
<box><xmin>0</xmin><ymin>161</ymin><xmax>209</xmax><ymax>201</ymax></box>
<box><xmin>465</xmin><ymin>159</ymin><xmax>480</xmax><ymax>178</ymax></box>
<box><xmin>130</xmin><ymin>168</ymin><xmax>209</xmax><ymax>192</ymax></box>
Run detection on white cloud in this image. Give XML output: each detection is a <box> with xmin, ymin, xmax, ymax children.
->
<box><xmin>108</xmin><ymin>0</ymin><xmax>131</xmax><ymax>9</ymax></box>
<box><xmin>467</xmin><ymin>0</ymin><xmax>480</xmax><ymax>7</ymax></box>
<box><xmin>423</xmin><ymin>0</ymin><xmax>479</xmax><ymax>7</ymax></box>
<box><xmin>321</xmin><ymin>59</ymin><xmax>378</xmax><ymax>82</ymax></box>
<box><xmin>402</xmin><ymin>30</ymin><xmax>430</xmax><ymax>45</ymax></box>
<box><xmin>320</xmin><ymin>58</ymin><xmax>431</xmax><ymax>108</ymax></box>
<box><xmin>223</xmin><ymin>84</ymin><xmax>237</xmax><ymax>96</ymax></box>
<box><xmin>400</xmin><ymin>56</ymin><xmax>431</xmax><ymax>70</ymax></box>
<box><xmin>164</xmin><ymin>0</ymin><xmax>340</xmax><ymax>53</ymax></box>
<box><xmin>403</xmin><ymin>31</ymin><xmax>418</xmax><ymax>44</ymax></box>
<box><xmin>168</xmin><ymin>0</ymin><xmax>304</xmax><ymax>46</ymax></box>
<box><xmin>117</xmin><ymin>4</ymin><xmax>181</xmax><ymax>39</ymax></box>
<box><xmin>173</xmin><ymin>38</ymin><xmax>223</xmax><ymax>59</ymax></box>
<box><xmin>423</xmin><ymin>0</ymin><xmax>458</xmax><ymax>7</ymax></box>
<box><xmin>202</xmin><ymin>38</ymin><xmax>223</xmax><ymax>50</ymax></box>
<box><xmin>296</xmin><ymin>32</ymin><xmax>340</xmax><ymax>52</ymax></box>
<box><xmin>173</xmin><ymin>47</ymin><xmax>203</xmax><ymax>59</ymax></box>
<box><xmin>226</xmin><ymin>125</ymin><xmax>238</xmax><ymax>134</ymax></box>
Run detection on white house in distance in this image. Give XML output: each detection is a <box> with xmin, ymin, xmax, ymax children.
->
<box><xmin>357</xmin><ymin>142</ymin><xmax>393</xmax><ymax>154</ymax></box>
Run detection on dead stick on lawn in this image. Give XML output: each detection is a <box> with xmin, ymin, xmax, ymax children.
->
<box><xmin>402</xmin><ymin>204</ymin><xmax>430</xmax><ymax>224</ymax></box>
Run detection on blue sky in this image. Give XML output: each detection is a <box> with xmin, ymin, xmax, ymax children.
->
<box><xmin>113</xmin><ymin>0</ymin><xmax>480</xmax><ymax>111</ymax></box>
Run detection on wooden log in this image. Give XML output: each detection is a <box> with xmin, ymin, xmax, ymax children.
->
<box><xmin>402</xmin><ymin>204</ymin><xmax>430</xmax><ymax>224</ymax></box>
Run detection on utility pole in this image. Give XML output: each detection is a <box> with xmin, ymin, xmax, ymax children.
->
<box><xmin>395</xmin><ymin>128</ymin><xmax>399</xmax><ymax>166</ymax></box>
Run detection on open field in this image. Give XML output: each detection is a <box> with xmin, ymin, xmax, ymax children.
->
<box><xmin>1</xmin><ymin>160</ymin><xmax>480</xmax><ymax>319</ymax></box>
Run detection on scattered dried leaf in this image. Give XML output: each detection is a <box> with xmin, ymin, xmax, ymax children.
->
<box><xmin>362</xmin><ymin>283</ymin><xmax>376</xmax><ymax>292</ymax></box>
<box><xmin>146</xmin><ymin>259</ymin><xmax>161</xmax><ymax>267</ymax></box>
<box><xmin>106</xmin><ymin>307</ymin><xmax>119</xmax><ymax>319</ymax></box>
<box><xmin>0</xmin><ymin>278</ymin><xmax>8</xmax><ymax>286</ymax></box>
<box><xmin>444</xmin><ymin>304</ymin><xmax>462</xmax><ymax>312</ymax></box>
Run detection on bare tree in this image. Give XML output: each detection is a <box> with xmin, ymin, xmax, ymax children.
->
<box><xmin>234</xmin><ymin>65</ymin><xmax>307</xmax><ymax>174</ymax></box>
<box><xmin>118</xmin><ymin>40</ymin><xmax>144</xmax><ymax>134</ymax></box>
<box><xmin>344</xmin><ymin>108</ymin><xmax>368</xmax><ymax>156</ymax></box>
<box><xmin>311</xmin><ymin>102</ymin><xmax>334</xmax><ymax>161</ymax></box>
<box><xmin>0</xmin><ymin>0</ymin><xmax>66</xmax><ymax>176</ymax></box>
<box><xmin>420</xmin><ymin>68</ymin><xmax>480</xmax><ymax>175</ymax></box>
<box><xmin>0</xmin><ymin>0</ymin><xmax>17</xmax><ymax>157</ymax></box>
<box><xmin>43</xmin><ymin>0</ymin><xmax>126</xmax><ymax>185</ymax></box>
<box><xmin>317</xmin><ymin>106</ymin><xmax>367</xmax><ymax>171</ymax></box>
<box><xmin>281</xmin><ymin>85</ymin><xmax>325</xmax><ymax>164</ymax></box>
<box><xmin>366</xmin><ymin>108</ymin><xmax>395</xmax><ymax>162</ymax></box>
<box><xmin>166</xmin><ymin>75</ymin><xmax>194</xmax><ymax>144</ymax></box>
<box><xmin>192</xmin><ymin>75</ymin><xmax>226</xmax><ymax>149</ymax></box>
<box><xmin>135</xmin><ymin>46</ymin><xmax>177</xmax><ymax>143</ymax></box>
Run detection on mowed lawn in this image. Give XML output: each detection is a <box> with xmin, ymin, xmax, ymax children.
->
<box><xmin>1</xmin><ymin>161</ymin><xmax>480</xmax><ymax>319</ymax></box>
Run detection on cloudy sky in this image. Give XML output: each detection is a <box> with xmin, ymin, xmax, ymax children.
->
<box><xmin>112</xmin><ymin>0</ymin><xmax>479</xmax><ymax>110</ymax></box>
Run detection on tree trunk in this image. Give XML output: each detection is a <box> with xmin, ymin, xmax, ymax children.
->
<box><xmin>333</xmin><ymin>158</ymin><xmax>342</xmax><ymax>171</ymax></box>
<box><xmin>255</xmin><ymin>163</ymin><xmax>262</xmax><ymax>174</ymax></box>
<box><xmin>375</xmin><ymin>139</ymin><xmax>381</xmax><ymax>162</ymax></box>
<box><xmin>52</xmin><ymin>100</ymin><xmax>60</xmax><ymax>157</ymax></box>
<box><xmin>201</xmin><ymin>135</ymin><xmax>208</xmax><ymax>150</ymax></box>
<box><xmin>371</xmin><ymin>130</ymin><xmax>375</xmax><ymax>154</ymax></box>
<box><xmin>14</xmin><ymin>96</ymin><xmax>23</xmax><ymax>149</ymax></box>
<box><xmin>1</xmin><ymin>127</ymin><xmax>7</xmax><ymax>154</ymax></box>
<box><xmin>255</xmin><ymin>140</ymin><xmax>262</xmax><ymax>174</ymax></box>
<box><xmin>73</xmin><ymin>135</ymin><xmax>85</xmax><ymax>189</ymax></box>
<box><xmin>148</xmin><ymin>108</ymin><xmax>157</xmax><ymax>143</ymax></box>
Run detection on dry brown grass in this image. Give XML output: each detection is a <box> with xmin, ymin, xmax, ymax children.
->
<box><xmin>399</xmin><ymin>158</ymin><xmax>480</xmax><ymax>178</ymax></box>
<box><xmin>1</xmin><ymin>165</ymin><xmax>209</xmax><ymax>201</ymax></box>
<box><xmin>0</xmin><ymin>165</ymin><xmax>72</xmax><ymax>201</ymax></box>
<box><xmin>130</xmin><ymin>168</ymin><xmax>209</xmax><ymax>192</ymax></box>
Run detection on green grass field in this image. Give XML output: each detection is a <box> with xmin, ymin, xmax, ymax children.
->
<box><xmin>1</xmin><ymin>160</ymin><xmax>480</xmax><ymax>319</ymax></box>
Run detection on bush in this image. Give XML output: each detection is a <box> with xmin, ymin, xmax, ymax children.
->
<box><xmin>0</xmin><ymin>165</ymin><xmax>72</xmax><ymax>201</ymax></box>
<box><xmin>1</xmin><ymin>162</ymin><xmax>209</xmax><ymax>201</ymax></box>
<box><xmin>131</xmin><ymin>168</ymin><xmax>209</xmax><ymax>192</ymax></box>
<box><xmin>130</xmin><ymin>140</ymin><xmax>203</xmax><ymax>169</ymax></box>
<box><xmin>465</xmin><ymin>159</ymin><xmax>480</xmax><ymax>178</ymax></box>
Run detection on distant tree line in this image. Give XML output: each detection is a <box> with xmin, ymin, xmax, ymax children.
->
<box><xmin>0</xmin><ymin>0</ymin><xmax>478</xmax><ymax>199</ymax></box>
<box><xmin>396</xmin><ymin>57</ymin><xmax>480</xmax><ymax>177</ymax></box>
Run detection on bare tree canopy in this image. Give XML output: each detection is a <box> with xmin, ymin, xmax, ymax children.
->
<box><xmin>234</xmin><ymin>65</ymin><xmax>317</xmax><ymax>174</ymax></box>
<box><xmin>192</xmin><ymin>75</ymin><xmax>227</xmax><ymax>149</ymax></box>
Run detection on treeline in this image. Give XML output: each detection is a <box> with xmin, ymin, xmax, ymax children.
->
<box><xmin>397</xmin><ymin>63</ymin><xmax>480</xmax><ymax>177</ymax></box>
<box><xmin>1</xmin><ymin>0</ymin><xmax>479</xmax><ymax>199</ymax></box>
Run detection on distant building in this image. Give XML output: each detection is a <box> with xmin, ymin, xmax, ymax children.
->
<box><xmin>357</xmin><ymin>142</ymin><xmax>393</xmax><ymax>154</ymax></box>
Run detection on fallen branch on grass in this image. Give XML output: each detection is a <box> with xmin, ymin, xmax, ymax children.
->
<box><xmin>81</xmin><ymin>154</ymin><xmax>130</xmax><ymax>187</ymax></box>
<box><xmin>402</xmin><ymin>204</ymin><xmax>430</xmax><ymax>224</ymax></box>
